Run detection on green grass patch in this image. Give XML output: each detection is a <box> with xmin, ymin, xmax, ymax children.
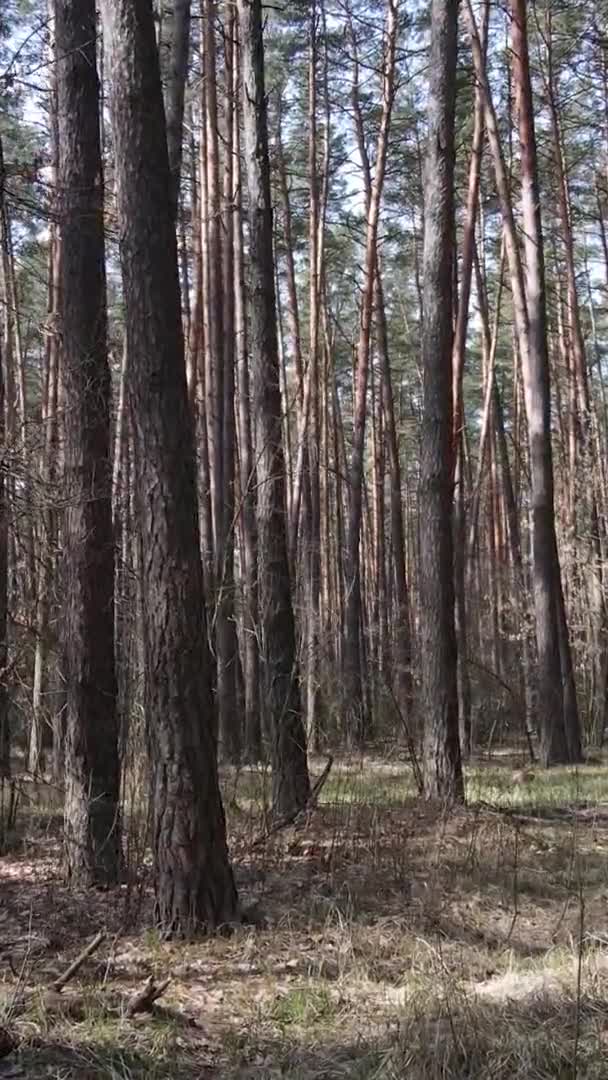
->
<box><xmin>270</xmin><ymin>985</ymin><xmax>337</xmax><ymax>1029</ymax></box>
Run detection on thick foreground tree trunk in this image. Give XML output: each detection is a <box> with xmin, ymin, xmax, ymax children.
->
<box><xmin>56</xmin><ymin>0</ymin><xmax>121</xmax><ymax>884</ymax></box>
<box><xmin>101</xmin><ymin>0</ymin><xmax>239</xmax><ymax>934</ymax></box>
<box><xmin>419</xmin><ymin>0</ymin><xmax>464</xmax><ymax>802</ymax></box>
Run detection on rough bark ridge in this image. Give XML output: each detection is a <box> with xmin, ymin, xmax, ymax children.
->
<box><xmin>237</xmin><ymin>0</ymin><xmax>311</xmax><ymax>816</ymax></box>
<box><xmin>101</xmin><ymin>0</ymin><xmax>239</xmax><ymax>933</ymax></box>
<box><xmin>56</xmin><ymin>0</ymin><xmax>120</xmax><ymax>884</ymax></box>
<box><xmin>419</xmin><ymin>0</ymin><xmax>464</xmax><ymax>802</ymax></box>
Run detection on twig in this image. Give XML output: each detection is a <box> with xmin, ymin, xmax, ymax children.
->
<box><xmin>385</xmin><ymin>680</ymin><xmax>424</xmax><ymax>794</ymax></box>
<box><xmin>52</xmin><ymin>931</ymin><xmax>105</xmax><ymax>992</ymax></box>
<box><xmin>250</xmin><ymin>755</ymin><xmax>334</xmax><ymax>849</ymax></box>
<box><xmin>309</xmin><ymin>754</ymin><xmax>334</xmax><ymax>806</ymax></box>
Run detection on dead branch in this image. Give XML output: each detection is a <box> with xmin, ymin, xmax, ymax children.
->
<box><xmin>250</xmin><ymin>755</ymin><xmax>334</xmax><ymax>849</ymax></box>
<box><xmin>125</xmin><ymin>975</ymin><xmax>171</xmax><ymax>1017</ymax></box>
<box><xmin>52</xmin><ymin>930</ymin><xmax>105</xmax><ymax>992</ymax></box>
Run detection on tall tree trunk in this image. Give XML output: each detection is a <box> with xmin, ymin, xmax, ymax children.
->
<box><xmin>101</xmin><ymin>0</ymin><xmax>239</xmax><ymax>934</ymax></box>
<box><xmin>57</xmin><ymin>0</ymin><xmax>121</xmax><ymax>884</ymax></box>
<box><xmin>29</xmin><ymin>1</ymin><xmax>61</xmax><ymax>776</ymax></box>
<box><xmin>0</xmin><ymin>139</ymin><xmax>8</xmax><ymax>779</ymax></box>
<box><xmin>234</xmin><ymin>27</ymin><xmax>261</xmax><ymax>761</ymax></box>
<box><xmin>165</xmin><ymin>0</ymin><xmax>191</xmax><ymax>214</ymax></box>
<box><xmin>203</xmin><ymin>0</ymin><xmax>224</xmax><ymax>574</ymax></box>
<box><xmin>349</xmin><ymin>21</ymin><xmax>412</xmax><ymax>726</ymax></box>
<box><xmin>419</xmin><ymin>0</ymin><xmax>464</xmax><ymax>802</ymax></box>
<box><xmin>451</xmin><ymin>0</ymin><xmax>488</xmax><ymax>757</ymax></box>
<box><xmin>343</xmin><ymin>0</ymin><xmax>398</xmax><ymax>745</ymax></box>
<box><xmin>216</xmin><ymin>2</ymin><xmax>240</xmax><ymax>761</ymax></box>
<box><xmin>509</xmin><ymin>0</ymin><xmax>581</xmax><ymax>765</ymax></box>
<box><xmin>237</xmin><ymin>0</ymin><xmax>310</xmax><ymax>817</ymax></box>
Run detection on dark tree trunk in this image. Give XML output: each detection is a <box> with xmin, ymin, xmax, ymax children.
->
<box><xmin>237</xmin><ymin>0</ymin><xmax>310</xmax><ymax>816</ymax></box>
<box><xmin>101</xmin><ymin>0</ymin><xmax>239</xmax><ymax>934</ymax></box>
<box><xmin>56</xmin><ymin>0</ymin><xmax>120</xmax><ymax>884</ymax></box>
<box><xmin>419</xmin><ymin>0</ymin><xmax>464</xmax><ymax>802</ymax></box>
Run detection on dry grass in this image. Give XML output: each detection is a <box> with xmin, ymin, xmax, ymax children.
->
<box><xmin>2</xmin><ymin>753</ymin><xmax>608</xmax><ymax>1077</ymax></box>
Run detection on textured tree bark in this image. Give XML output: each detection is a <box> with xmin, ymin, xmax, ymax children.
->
<box><xmin>509</xmin><ymin>0</ymin><xmax>581</xmax><ymax>765</ymax></box>
<box><xmin>56</xmin><ymin>0</ymin><xmax>120</xmax><ymax>884</ymax></box>
<box><xmin>419</xmin><ymin>0</ymin><xmax>464</xmax><ymax>802</ymax></box>
<box><xmin>237</xmin><ymin>0</ymin><xmax>311</xmax><ymax>816</ymax></box>
<box><xmin>233</xmin><ymin>33</ymin><xmax>261</xmax><ymax>762</ymax></box>
<box><xmin>101</xmin><ymin>0</ymin><xmax>239</xmax><ymax>933</ymax></box>
<box><xmin>0</xmin><ymin>140</ymin><xmax>7</xmax><ymax>779</ymax></box>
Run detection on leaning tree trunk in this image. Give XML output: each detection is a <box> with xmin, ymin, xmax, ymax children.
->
<box><xmin>101</xmin><ymin>0</ymin><xmax>239</xmax><ymax>935</ymax></box>
<box><xmin>56</xmin><ymin>0</ymin><xmax>121</xmax><ymax>884</ymax></box>
<box><xmin>419</xmin><ymin>0</ymin><xmax>464</xmax><ymax>802</ymax></box>
<box><xmin>237</xmin><ymin>0</ymin><xmax>310</xmax><ymax>817</ymax></box>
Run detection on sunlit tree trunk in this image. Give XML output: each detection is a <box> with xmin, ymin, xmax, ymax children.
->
<box><xmin>419</xmin><ymin>0</ymin><xmax>464</xmax><ymax>801</ymax></box>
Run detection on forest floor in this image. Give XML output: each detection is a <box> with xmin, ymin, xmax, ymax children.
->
<box><xmin>2</xmin><ymin>750</ymin><xmax>608</xmax><ymax>1078</ymax></box>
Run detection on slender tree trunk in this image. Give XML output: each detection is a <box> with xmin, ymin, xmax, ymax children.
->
<box><xmin>237</xmin><ymin>0</ymin><xmax>310</xmax><ymax>816</ymax></box>
<box><xmin>343</xmin><ymin>0</ymin><xmax>398</xmax><ymax>745</ymax></box>
<box><xmin>216</xmin><ymin>3</ymin><xmax>240</xmax><ymax>761</ymax></box>
<box><xmin>509</xmin><ymin>0</ymin><xmax>581</xmax><ymax>765</ymax></box>
<box><xmin>165</xmin><ymin>0</ymin><xmax>191</xmax><ymax>214</ymax></box>
<box><xmin>233</xmin><ymin>33</ymin><xmax>261</xmax><ymax>761</ymax></box>
<box><xmin>451</xmin><ymin>0</ymin><xmax>488</xmax><ymax>757</ymax></box>
<box><xmin>350</xmin><ymin>16</ymin><xmax>413</xmax><ymax>727</ymax></box>
<box><xmin>0</xmin><ymin>139</ymin><xmax>8</xmax><ymax>779</ymax></box>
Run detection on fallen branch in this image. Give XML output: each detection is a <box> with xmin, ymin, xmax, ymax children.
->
<box><xmin>125</xmin><ymin>975</ymin><xmax>171</xmax><ymax>1017</ymax></box>
<box><xmin>5</xmin><ymin>930</ymin><xmax>106</xmax><ymax>1018</ymax></box>
<box><xmin>52</xmin><ymin>931</ymin><xmax>105</xmax><ymax>992</ymax></box>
